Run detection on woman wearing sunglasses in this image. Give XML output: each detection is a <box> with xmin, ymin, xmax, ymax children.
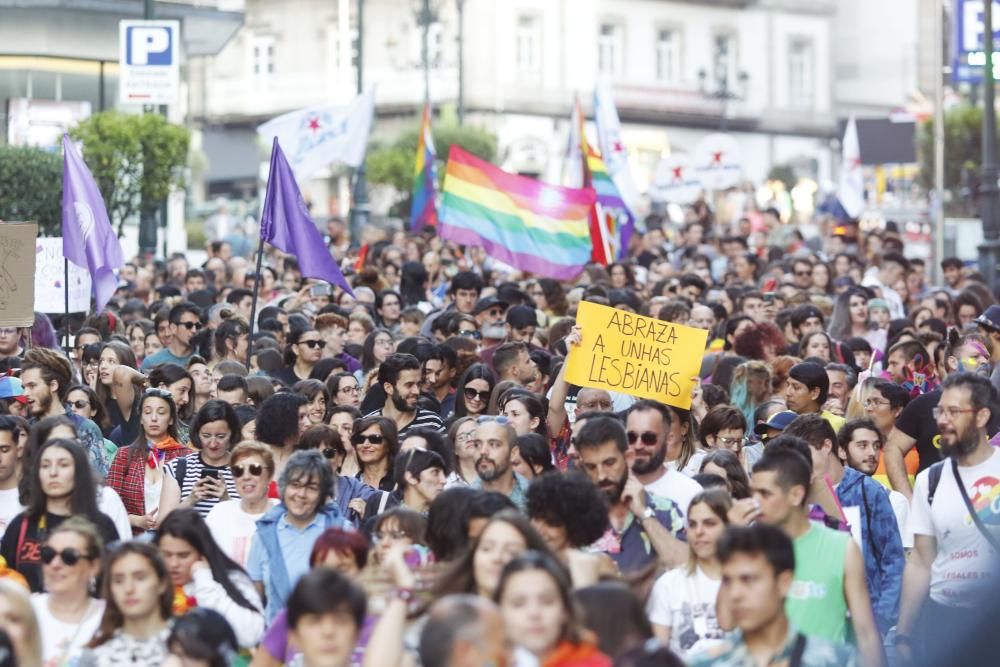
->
<box><xmin>453</xmin><ymin>363</ymin><xmax>496</xmax><ymax>420</ymax></box>
<box><xmin>158</xmin><ymin>400</ymin><xmax>240</xmax><ymax>520</ymax></box>
<box><xmin>272</xmin><ymin>328</ymin><xmax>326</xmax><ymax>388</ymax></box>
<box><xmin>30</xmin><ymin>517</ymin><xmax>106</xmax><ymax>666</ymax></box>
<box><xmin>1</xmin><ymin>439</ymin><xmax>118</xmax><ymax>592</ymax></box>
<box><xmin>351</xmin><ymin>416</ymin><xmax>399</xmax><ymax>492</ymax></box>
<box><xmin>300</xmin><ymin>425</ymin><xmax>381</xmax><ymax>523</ymax></box>
<box><xmin>206</xmin><ymin>441</ymin><xmax>277</xmax><ymax>569</ymax></box>
<box><xmin>153</xmin><ymin>509</ymin><xmax>264</xmax><ymax>649</ymax></box>
<box><xmin>106</xmin><ymin>389</ymin><xmax>192</xmax><ymax>536</ymax></box>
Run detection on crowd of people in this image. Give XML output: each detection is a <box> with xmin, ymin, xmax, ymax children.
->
<box><xmin>0</xmin><ymin>209</ymin><xmax>996</xmax><ymax>667</ymax></box>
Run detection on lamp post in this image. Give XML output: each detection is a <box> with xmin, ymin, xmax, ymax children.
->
<box><xmin>349</xmin><ymin>0</ymin><xmax>369</xmax><ymax>248</ymax></box>
<box><xmin>457</xmin><ymin>0</ymin><xmax>465</xmax><ymax>124</ymax></box>
<box><xmin>138</xmin><ymin>0</ymin><xmax>159</xmax><ymax>257</ymax></box>
<box><xmin>414</xmin><ymin>0</ymin><xmax>438</xmax><ymax>107</ymax></box>
<box><xmin>980</xmin><ymin>0</ymin><xmax>1000</xmax><ymax>291</ymax></box>
<box><xmin>697</xmin><ymin>39</ymin><xmax>748</xmax><ymax>132</ymax></box>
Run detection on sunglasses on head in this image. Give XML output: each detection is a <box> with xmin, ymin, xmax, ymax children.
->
<box><xmin>300</xmin><ymin>339</ymin><xmax>327</xmax><ymax>349</ymax></box>
<box><xmin>476</xmin><ymin>415</ymin><xmax>510</xmax><ymax>425</ymax></box>
<box><xmin>40</xmin><ymin>546</ymin><xmax>92</xmax><ymax>566</ymax></box>
<box><xmin>231</xmin><ymin>463</ymin><xmax>264</xmax><ymax>478</ymax></box>
<box><xmin>352</xmin><ymin>433</ymin><xmax>384</xmax><ymax>445</ymax></box>
<box><xmin>627</xmin><ymin>431</ymin><xmax>658</xmax><ymax>446</ymax></box>
<box><xmin>178</xmin><ymin>321</ymin><xmax>203</xmax><ymax>330</ymax></box>
<box><xmin>463</xmin><ymin>388</ymin><xmax>491</xmax><ymax>402</ymax></box>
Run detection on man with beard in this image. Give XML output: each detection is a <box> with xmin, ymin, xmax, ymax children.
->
<box><xmin>366</xmin><ymin>353</ymin><xmax>445</xmax><ymax>440</ymax></box>
<box><xmin>884</xmin><ymin>331</ymin><xmax>996</xmax><ymax>501</ymax></box>
<box><xmin>575</xmin><ymin>415</ymin><xmax>686</xmax><ymax>572</ymax></box>
<box><xmin>625</xmin><ymin>400</ymin><xmax>702</xmax><ymax>518</ymax></box>
<box><xmin>839</xmin><ymin>418</ymin><xmax>911</xmax><ymax>549</ymax></box>
<box><xmin>469</xmin><ymin>417</ymin><xmax>529</xmax><ymax>510</ymax></box>
<box><xmin>20</xmin><ymin>348</ymin><xmax>108</xmax><ymax>478</ymax></box>
<box><xmin>895</xmin><ymin>373</ymin><xmax>1000</xmax><ymax>664</ymax></box>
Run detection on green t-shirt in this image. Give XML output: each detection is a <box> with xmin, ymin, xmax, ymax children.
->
<box><xmin>786</xmin><ymin>521</ymin><xmax>850</xmax><ymax>643</ymax></box>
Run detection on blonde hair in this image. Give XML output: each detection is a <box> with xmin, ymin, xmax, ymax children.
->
<box><xmin>846</xmin><ymin>376</ymin><xmax>881</xmax><ymax>420</ymax></box>
<box><xmin>0</xmin><ymin>580</ymin><xmax>41</xmax><ymax>667</ymax></box>
<box><xmin>230</xmin><ymin>440</ymin><xmax>276</xmax><ymax>476</ymax></box>
<box><xmin>47</xmin><ymin>515</ymin><xmax>105</xmax><ymax>561</ymax></box>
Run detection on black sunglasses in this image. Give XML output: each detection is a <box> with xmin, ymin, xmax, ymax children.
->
<box><xmin>463</xmin><ymin>387</ymin><xmax>491</xmax><ymax>402</ymax></box>
<box><xmin>231</xmin><ymin>463</ymin><xmax>264</xmax><ymax>478</ymax></box>
<box><xmin>40</xmin><ymin>546</ymin><xmax>92</xmax><ymax>566</ymax></box>
<box><xmin>352</xmin><ymin>433</ymin><xmax>384</xmax><ymax>445</ymax></box>
<box><xmin>300</xmin><ymin>339</ymin><xmax>327</xmax><ymax>349</ymax></box>
<box><xmin>69</xmin><ymin>400</ymin><xmax>91</xmax><ymax>410</ymax></box>
<box><xmin>459</xmin><ymin>330</ymin><xmax>482</xmax><ymax>340</ymax></box>
<box><xmin>627</xmin><ymin>431</ymin><xmax>658</xmax><ymax>446</ymax></box>
<box><xmin>178</xmin><ymin>321</ymin><xmax>203</xmax><ymax>330</ymax></box>
<box><xmin>322</xmin><ymin>447</ymin><xmax>343</xmax><ymax>460</ymax></box>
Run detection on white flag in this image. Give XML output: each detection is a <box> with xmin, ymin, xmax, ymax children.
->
<box><xmin>837</xmin><ymin>115</ymin><xmax>865</xmax><ymax>217</ymax></box>
<box><xmin>563</xmin><ymin>98</ymin><xmax>585</xmax><ymax>188</ymax></box>
<box><xmin>257</xmin><ymin>88</ymin><xmax>375</xmax><ymax>178</ymax></box>
<box><xmin>593</xmin><ymin>81</ymin><xmax>641</xmax><ymax>211</ymax></box>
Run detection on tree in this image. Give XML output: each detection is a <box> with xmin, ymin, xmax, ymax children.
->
<box><xmin>366</xmin><ymin>121</ymin><xmax>496</xmax><ymax>218</ymax></box>
<box><xmin>0</xmin><ymin>145</ymin><xmax>63</xmax><ymax>235</ymax></box>
<box><xmin>69</xmin><ymin>111</ymin><xmax>190</xmax><ymax>235</ymax></box>
<box><xmin>918</xmin><ymin>103</ymin><xmax>998</xmax><ymax>214</ymax></box>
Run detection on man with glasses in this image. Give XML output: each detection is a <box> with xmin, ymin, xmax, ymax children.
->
<box><xmin>141</xmin><ymin>302</ymin><xmax>203</xmax><ymax>371</ymax></box>
<box><xmin>70</xmin><ymin>327</ymin><xmax>102</xmax><ymax>373</ymax></box>
<box><xmin>896</xmin><ymin>373</ymin><xmax>1000</xmax><ymax>663</ymax></box>
<box><xmin>625</xmin><ymin>400</ymin><xmax>702</xmax><ymax>519</ymax></box>
<box><xmin>247</xmin><ymin>449</ymin><xmax>349</xmax><ymax>623</ymax></box>
<box><xmin>469</xmin><ymin>416</ymin><xmax>529</xmax><ymax>510</ymax></box>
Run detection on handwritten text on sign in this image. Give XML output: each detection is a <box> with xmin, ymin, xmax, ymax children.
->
<box><xmin>565</xmin><ymin>301</ymin><xmax>707</xmax><ymax>409</ymax></box>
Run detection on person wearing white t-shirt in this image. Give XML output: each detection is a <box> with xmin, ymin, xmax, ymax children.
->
<box><xmin>647</xmin><ymin>489</ymin><xmax>729</xmax><ymax>658</ymax></box>
<box><xmin>32</xmin><ymin>517</ymin><xmax>107</xmax><ymax>667</ymax></box>
<box><xmin>626</xmin><ymin>401</ymin><xmax>702</xmax><ymax>518</ymax></box>
<box><xmin>205</xmin><ymin>442</ymin><xmax>276</xmax><ymax>568</ymax></box>
<box><xmin>896</xmin><ymin>374</ymin><xmax>1000</xmax><ymax>663</ymax></box>
<box><xmin>0</xmin><ymin>417</ymin><xmax>24</xmax><ymax>535</ymax></box>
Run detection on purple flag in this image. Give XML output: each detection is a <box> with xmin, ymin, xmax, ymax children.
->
<box><xmin>61</xmin><ymin>134</ymin><xmax>124</xmax><ymax>313</ymax></box>
<box><xmin>261</xmin><ymin>138</ymin><xmax>354</xmax><ymax>296</ymax></box>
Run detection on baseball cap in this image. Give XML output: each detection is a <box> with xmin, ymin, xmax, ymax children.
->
<box><xmin>506</xmin><ymin>305</ymin><xmax>537</xmax><ymax>329</ymax></box>
<box><xmin>0</xmin><ymin>377</ymin><xmax>27</xmax><ymax>404</ymax></box>
<box><xmin>473</xmin><ymin>296</ymin><xmax>508</xmax><ymax>316</ymax></box>
<box><xmin>975</xmin><ymin>304</ymin><xmax>1000</xmax><ymax>332</ymax></box>
<box><xmin>754</xmin><ymin>410</ymin><xmax>798</xmax><ymax>437</ymax></box>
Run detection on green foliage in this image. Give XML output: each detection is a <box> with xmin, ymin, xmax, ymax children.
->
<box><xmin>69</xmin><ymin>111</ymin><xmax>190</xmax><ymax>234</ymax></box>
<box><xmin>0</xmin><ymin>145</ymin><xmax>63</xmax><ymax>235</ymax></box>
<box><xmin>767</xmin><ymin>165</ymin><xmax>797</xmax><ymax>191</ymax></box>
<box><xmin>918</xmin><ymin>104</ymin><xmax>997</xmax><ymax>212</ymax></box>
<box><xmin>366</xmin><ymin>120</ymin><xmax>496</xmax><ymax>217</ymax></box>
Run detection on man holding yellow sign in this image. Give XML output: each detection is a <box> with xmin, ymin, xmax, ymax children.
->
<box><xmin>565</xmin><ymin>301</ymin><xmax>708</xmax><ymax>409</ymax></box>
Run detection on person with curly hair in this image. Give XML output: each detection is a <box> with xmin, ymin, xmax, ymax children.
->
<box><xmin>525</xmin><ymin>472</ymin><xmax>617</xmax><ymax>587</ymax></box>
<box><xmin>732</xmin><ymin>322</ymin><xmax>786</xmax><ymax>362</ymax></box>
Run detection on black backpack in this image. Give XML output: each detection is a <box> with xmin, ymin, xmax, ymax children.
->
<box><xmin>927</xmin><ymin>460</ymin><xmax>946</xmax><ymax>506</ymax></box>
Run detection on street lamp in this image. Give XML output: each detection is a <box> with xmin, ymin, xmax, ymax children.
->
<box><xmin>349</xmin><ymin>0</ymin><xmax>369</xmax><ymax>248</ymax></box>
<box><xmin>411</xmin><ymin>0</ymin><xmax>440</xmax><ymax>107</ymax></box>
<box><xmin>980</xmin><ymin>0</ymin><xmax>1000</xmax><ymax>291</ymax></box>
<box><xmin>698</xmin><ymin>38</ymin><xmax>748</xmax><ymax>132</ymax></box>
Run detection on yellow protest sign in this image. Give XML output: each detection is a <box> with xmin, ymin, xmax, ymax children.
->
<box><xmin>565</xmin><ymin>301</ymin><xmax>708</xmax><ymax>409</ymax></box>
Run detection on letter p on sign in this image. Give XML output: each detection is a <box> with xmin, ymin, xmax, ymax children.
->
<box><xmin>127</xmin><ymin>26</ymin><xmax>172</xmax><ymax>65</ymax></box>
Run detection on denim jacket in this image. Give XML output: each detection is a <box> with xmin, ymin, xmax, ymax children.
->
<box><xmin>837</xmin><ymin>466</ymin><xmax>905</xmax><ymax>634</ymax></box>
<box><xmin>253</xmin><ymin>501</ymin><xmax>349</xmax><ymax>620</ymax></box>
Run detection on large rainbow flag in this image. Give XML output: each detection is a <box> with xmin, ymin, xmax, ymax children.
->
<box><xmin>439</xmin><ymin>146</ymin><xmax>594</xmax><ymax>280</ymax></box>
<box><xmin>410</xmin><ymin>104</ymin><xmax>438</xmax><ymax>230</ymax></box>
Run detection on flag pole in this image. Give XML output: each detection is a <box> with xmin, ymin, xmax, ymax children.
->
<box><xmin>245</xmin><ymin>234</ymin><xmax>266</xmax><ymax>370</ymax></box>
<box><xmin>63</xmin><ymin>257</ymin><xmax>71</xmax><ymax>352</ymax></box>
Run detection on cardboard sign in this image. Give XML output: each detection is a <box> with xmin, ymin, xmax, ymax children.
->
<box><xmin>34</xmin><ymin>238</ymin><xmax>93</xmax><ymax>314</ymax></box>
<box><xmin>565</xmin><ymin>301</ymin><xmax>708</xmax><ymax>409</ymax></box>
<box><xmin>0</xmin><ymin>222</ymin><xmax>38</xmax><ymax>327</ymax></box>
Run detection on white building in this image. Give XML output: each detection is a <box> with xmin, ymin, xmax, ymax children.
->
<box><xmin>193</xmin><ymin>0</ymin><xmax>851</xmax><ymax>216</ymax></box>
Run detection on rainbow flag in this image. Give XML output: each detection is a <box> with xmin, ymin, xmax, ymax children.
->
<box><xmin>575</xmin><ymin>100</ymin><xmax>635</xmax><ymax>261</ymax></box>
<box><xmin>439</xmin><ymin>146</ymin><xmax>594</xmax><ymax>280</ymax></box>
<box><xmin>410</xmin><ymin>104</ymin><xmax>438</xmax><ymax>230</ymax></box>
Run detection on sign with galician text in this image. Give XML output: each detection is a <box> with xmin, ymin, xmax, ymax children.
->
<box><xmin>565</xmin><ymin>301</ymin><xmax>707</xmax><ymax>409</ymax></box>
<box><xmin>119</xmin><ymin>20</ymin><xmax>181</xmax><ymax>105</ymax></box>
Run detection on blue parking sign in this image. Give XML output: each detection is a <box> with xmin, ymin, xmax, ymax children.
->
<box><xmin>119</xmin><ymin>20</ymin><xmax>181</xmax><ymax>105</ymax></box>
<box><xmin>954</xmin><ymin>0</ymin><xmax>1000</xmax><ymax>83</ymax></box>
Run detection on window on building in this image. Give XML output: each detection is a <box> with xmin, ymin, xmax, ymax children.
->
<box><xmin>516</xmin><ymin>15</ymin><xmax>541</xmax><ymax>74</ymax></box>
<box><xmin>788</xmin><ymin>38</ymin><xmax>814</xmax><ymax>108</ymax></box>
<box><xmin>428</xmin><ymin>22</ymin><xmax>444</xmax><ymax>68</ymax></box>
<box><xmin>252</xmin><ymin>35</ymin><xmax>275</xmax><ymax>79</ymax></box>
<box><xmin>598</xmin><ymin>23</ymin><xmax>624</xmax><ymax>76</ymax></box>
<box><xmin>655</xmin><ymin>27</ymin><xmax>681</xmax><ymax>83</ymax></box>
<box><xmin>712</xmin><ymin>32</ymin><xmax>738</xmax><ymax>89</ymax></box>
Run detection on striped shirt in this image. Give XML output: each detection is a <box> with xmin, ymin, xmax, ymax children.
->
<box><xmin>364</xmin><ymin>408</ymin><xmax>446</xmax><ymax>439</ymax></box>
<box><xmin>165</xmin><ymin>453</ymin><xmax>238</xmax><ymax>517</ymax></box>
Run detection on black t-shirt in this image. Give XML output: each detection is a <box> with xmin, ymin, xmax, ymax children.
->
<box><xmin>106</xmin><ymin>394</ymin><xmax>142</xmax><ymax>447</ymax></box>
<box><xmin>894</xmin><ymin>388</ymin><xmax>1000</xmax><ymax>472</ymax></box>
<box><xmin>270</xmin><ymin>365</ymin><xmax>308</xmax><ymax>389</ymax></box>
<box><xmin>0</xmin><ymin>511</ymin><xmax>119</xmax><ymax>592</ymax></box>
